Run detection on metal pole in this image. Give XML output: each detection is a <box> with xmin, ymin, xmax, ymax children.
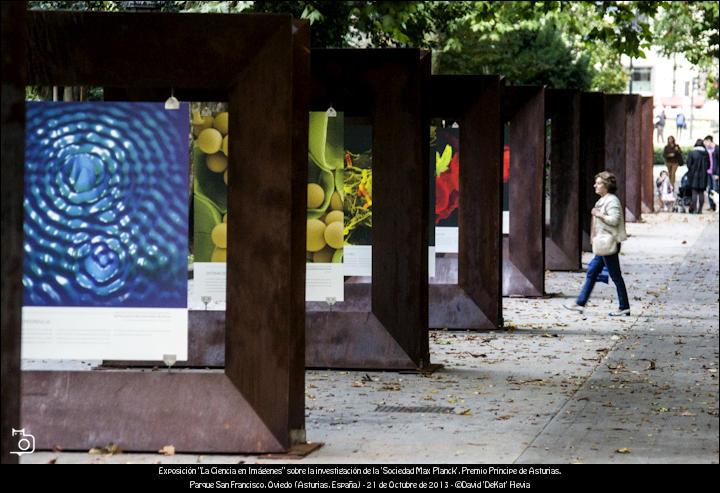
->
<box><xmin>690</xmin><ymin>76</ymin><xmax>695</xmax><ymax>139</ymax></box>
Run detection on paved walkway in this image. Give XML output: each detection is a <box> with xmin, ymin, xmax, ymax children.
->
<box><xmin>24</xmin><ymin>213</ymin><xmax>719</xmax><ymax>464</ymax></box>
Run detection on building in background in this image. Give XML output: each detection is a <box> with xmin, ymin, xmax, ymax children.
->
<box><xmin>623</xmin><ymin>49</ymin><xmax>719</xmax><ymax>146</ymax></box>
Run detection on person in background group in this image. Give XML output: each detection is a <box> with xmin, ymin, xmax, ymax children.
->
<box><xmin>676</xmin><ymin>112</ymin><xmax>686</xmax><ymax>140</ymax></box>
<box><xmin>663</xmin><ymin>135</ymin><xmax>683</xmax><ymax>187</ymax></box>
<box><xmin>686</xmin><ymin>139</ymin><xmax>710</xmax><ymax>214</ymax></box>
<box><xmin>655</xmin><ymin>109</ymin><xmax>666</xmax><ymax>143</ymax></box>
<box><xmin>656</xmin><ymin>170</ymin><xmax>676</xmax><ymax>212</ymax></box>
<box><xmin>704</xmin><ymin>135</ymin><xmax>719</xmax><ymax>211</ymax></box>
<box><xmin>564</xmin><ymin>171</ymin><xmax>630</xmax><ymax>317</ymax></box>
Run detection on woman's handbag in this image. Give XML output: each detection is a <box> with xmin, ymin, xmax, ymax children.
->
<box><xmin>592</xmin><ymin>232</ymin><xmax>618</xmax><ymax>256</ymax></box>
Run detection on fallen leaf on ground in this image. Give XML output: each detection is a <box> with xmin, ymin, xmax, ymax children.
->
<box><xmin>89</xmin><ymin>443</ymin><xmax>122</xmax><ymax>455</ymax></box>
<box><xmin>158</xmin><ymin>445</ymin><xmax>175</xmax><ymax>456</ymax></box>
<box><xmin>506</xmin><ymin>377</ymin><xmax>546</xmax><ymax>385</ymax></box>
<box><xmin>616</xmin><ymin>448</ymin><xmax>631</xmax><ymax>454</ymax></box>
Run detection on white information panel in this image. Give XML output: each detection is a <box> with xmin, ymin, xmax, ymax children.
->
<box><xmin>189</xmin><ymin>262</ymin><xmax>227</xmax><ymax>311</ymax></box>
<box><xmin>22</xmin><ymin>307</ymin><xmax>188</xmax><ymax>361</ymax></box>
<box><xmin>343</xmin><ymin>246</ymin><xmax>436</xmax><ymax>278</ymax></box>
<box><xmin>306</xmin><ymin>263</ymin><xmax>345</xmax><ymax>302</ymax></box>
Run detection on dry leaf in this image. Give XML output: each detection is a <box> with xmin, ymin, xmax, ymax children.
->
<box><xmin>680</xmin><ymin>411</ymin><xmax>696</xmax><ymax>417</ymax></box>
<box><xmin>506</xmin><ymin>377</ymin><xmax>545</xmax><ymax>385</ymax></box>
<box><xmin>89</xmin><ymin>443</ymin><xmax>122</xmax><ymax>456</ymax></box>
<box><xmin>616</xmin><ymin>448</ymin><xmax>631</xmax><ymax>454</ymax></box>
<box><xmin>106</xmin><ymin>443</ymin><xmax>122</xmax><ymax>455</ymax></box>
<box><xmin>158</xmin><ymin>445</ymin><xmax>175</xmax><ymax>456</ymax></box>
<box><xmin>457</xmin><ymin>409</ymin><xmax>472</xmax><ymax>416</ymax></box>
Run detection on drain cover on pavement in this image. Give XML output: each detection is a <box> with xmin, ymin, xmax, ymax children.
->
<box><xmin>375</xmin><ymin>405</ymin><xmax>455</xmax><ymax>414</ymax></box>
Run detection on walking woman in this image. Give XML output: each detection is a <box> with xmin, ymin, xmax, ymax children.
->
<box><xmin>663</xmin><ymin>135</ymin><xmax>683</xmax><ymax>188</ymax></box>
<box><xmin>564</xmin><ymin>171</ymin><xmax>630</xmax><ymax>316</ymax></box>
<box><xmin>686</xmin><ymin>139</ymin><xmax>710</xmax><ymax>214</ymax></box>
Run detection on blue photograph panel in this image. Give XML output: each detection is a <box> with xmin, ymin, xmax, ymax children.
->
<box><xmin>24</xmin><ymin>102</ymin><xmax>189</xmax><ymax>308</ymax></box>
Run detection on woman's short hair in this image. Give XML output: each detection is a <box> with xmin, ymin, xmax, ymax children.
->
<box><xmin>595</xmin><ymin>171</ymin><xmax>618</xmax><ymax>193</ymax></box>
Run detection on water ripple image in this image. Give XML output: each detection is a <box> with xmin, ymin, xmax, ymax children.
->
<box><xmin>23</xmin><ymin>102</ymin><xmax>189</xmax><ymax>308</ymax></box>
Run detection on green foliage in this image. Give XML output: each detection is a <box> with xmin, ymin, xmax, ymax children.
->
<box><xmin>588</xmin><ymin>46</ymin><xmax>629</xmax><ymax>93</ymax></box>
<box><xmin>654</xmin><ymin>1</ymin><xmax>719</xmax><ymax>68</ymax></box>
<box><xmin>251</xmin><ymin>1</ymin><xmax>353</xmax><ymax>47</ymax></box>
<box><xmin>437</xmin><ymin>20</ymin><xmax>594</xmax><ymax>90</ymax></box>
<box><xmin>26</xmin><ymin>1</ymin><xmax>718</xmax><ymax>98</ymax></box>
<box><xmin>28</xmin><ymin>1</ymin><xmax>119</xmax><ymax>10</ymax></box>
<box><xmin>653</xmin><ymin>145</ymin><xmax>694</xmax><ymax>165</ymax></box>
<box><xmin>707</xmin><ymin>72</ymin><xmax>719</xmax><ymax>101</ymax></box>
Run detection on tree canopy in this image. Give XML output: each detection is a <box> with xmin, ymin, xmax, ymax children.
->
<box><xmin>27</xmin><ymin>1</ymin><xmax>720</xmax><ymax>94</ymax></box>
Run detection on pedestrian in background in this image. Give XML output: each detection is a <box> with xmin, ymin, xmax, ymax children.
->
<box><xmin>655</xmin><ymin>110</ymin><xmax>666</xmax><ymax>143</ymax></box>
<box><xmin>704</xmin><ymin>135</ymin><xmax>719</xmax><ymax>211</ymax></box>
<box><xmin>676</xmin><ymin>112</ymin><xmax>686</xmax><ymax>140</ymax></box>
<box><xmin>686</xmin><ymin>139</ymin><xmax>710</xmax><ymax>214</ymax></box>
<box><xmin>656</xmin><ymin>170</ymin><xmax>676</xmax><ymax>212</ymax></box>
<box><xmin>663</xmin><ymin>135</ymin><xmax>683</xmax><ymax>187</ymax></box>
<box><xmin>564</xmin><ymin>171</ymin><xmax>630</xmax><ymax>317</ymax></box>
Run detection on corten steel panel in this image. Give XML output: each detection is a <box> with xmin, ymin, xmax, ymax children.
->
<box><xmin>18</xmin><ymin>11</ymin><xmax>308</xmax><ymax>453</ymax></box>
<box><xmin>427</xmin><ymin>75</ymin><xmax>503</xmax><ymax>330</ymax></box>
<box><xmin>603</xmin><ymin>95</ymin><xmax>627</xmax><ymax>208</ymax></box>
<box><xmin>625</xmin><ymin>95</ymin><xmax>642</xmax><ymax>222</ymax></box>
<box><xmin>288</xmin><ymin>20</ymin><xmax>311</xmax><ymax>434</ymax></box>
<box><xmin>641</xmin><ymin>97</ymin><xmax>655</xmax><ymax>213</ymax></box>
<box><xmin>25</xmin><ymin>11</ymin><xmax>279</xmax><ymax>89</ymax></box>
<box><xmin>545</xmin><ymin>89</ymin><xmax>581</xmax><ymax>271</ymax></box>
<box><xmin>502</xmin><ymin>86</ymin><xmax>545</xmax><ymax>297</ymax></box>
<box><xmin>579</xmin><ymin>92</ymin><xmax>606</xmax><ymax>252</ymax></box>
<box><xmin>1</xmin><ymin>1</ymin><xmax>26</xmax><ymax>464</ymax></box>
<box><xmin>22</xmin><ymin>371</ymin><xmax>285</xmax><ymax>453</ymax></box>
<box><xmin>306</xmin><ymin>49</ymin><xmax>430</xmax><ymax>369</ymax></box>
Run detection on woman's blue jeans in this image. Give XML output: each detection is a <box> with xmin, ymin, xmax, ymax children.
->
<box><xmin>576</xmin><ymin>245</ymin><xmax>630</xmax><ymax>310</ymax></box>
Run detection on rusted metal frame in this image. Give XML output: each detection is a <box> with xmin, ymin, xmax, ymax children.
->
<box><xmin>304</xmin><ymin>49</ymin><xmax>431</xmax><ymax>369</ymax></box>
<box><xmin>579</xmin><ymin>92</ymin><xmax>606</xmax><ymax>252</ymax></box>
<box><xmin>603</xmin><ymin>94</ymin><xmax>628</xmax><ymax>209</ymax></box>
<box><xmin>106</xmin><ymin>48</ymin><xmax>433</xmax><ymax>370</ymax></box>
<box><xmin>1</xmin><ymin>1</ymin><xmax>26</xmax><ymax>464</ymax></box>
<box><xmin>625</xmin><ymin>95</ymin><xmax>642</xmax><ymax>222</ymax></box>
<box><xmin>501</xmin><ymin>86</ymin><xmax>545</xmax><ymax>297</ymax></box>
<box><xmin>19</xmin><ymin>10</ymin><xmax>308</xmax><ymax>453</ymax></box>
<box><xmin>545</xmin><ymin>89</ymin><xmax>581</xmax><ymax>271</ymax></box>
<box><xmin>427</xmin><ymin>75</ymin><xmax>503</xmax><ymax>329</ymax></box>
<box><xmin>640</xmin><ymin>97</ymin><xmax>655</xmax><ymax>213</ymax></box>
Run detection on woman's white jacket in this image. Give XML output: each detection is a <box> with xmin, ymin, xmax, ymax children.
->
<box><xmin>592</xmin><ymin>193</ymin><xmax>628</xmax><ymax>242</ymax></box>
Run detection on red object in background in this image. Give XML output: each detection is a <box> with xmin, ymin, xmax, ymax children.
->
<box><xmin>503</xmin><ymin>144</ymin><xmax>510</xmax><ymax>183</ymax></box>
<box><xmin>435</xmin><ymin>150</ymin><xmax>460</xmax><ymax>224</ymax></box>
<box><xmin>660</xmin><ymin>96</ymin><xmax>683</xmax><ymax>108</ymax></box>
